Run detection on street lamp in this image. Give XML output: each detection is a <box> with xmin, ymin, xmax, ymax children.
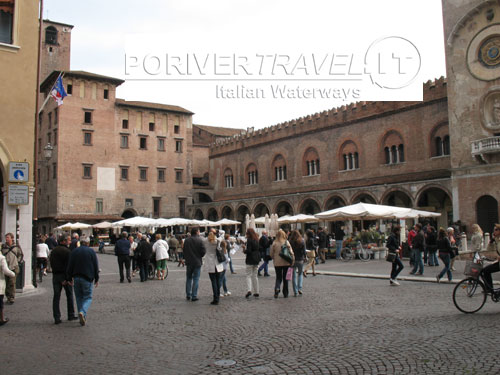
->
<box><xmin>43</xmin><ymin>143</ymin><xmax>53</xmax><ymax>160</ymax></box>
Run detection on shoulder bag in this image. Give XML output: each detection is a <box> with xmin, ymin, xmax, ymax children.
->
<box><xmin>386</xmin><ymin>252</ymin><xmax>397</xmax><ymax>263</ymax></box>
<box><xmin>279</xmin><ymin>243</ymin><xmax>293</xmax><ymax>263</ymax></box>
<box><xmin>215</xmin><ymin>241</ymin><xmax>226</xmax><ymax>263</ymax></box>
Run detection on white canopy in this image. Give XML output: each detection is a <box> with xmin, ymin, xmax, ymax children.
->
<box><xmin>315</xmin><ymin>203</ymin><xmax>441</xmax><ymax>221</ymax></box>
<box><xmin>213</xmin><ymin>218</ymin><xmax>241</xmax><ymax>226</ymax></box>
<box><xmin>55</xmin><ymin>222</ymin><xmax>74</xmax><ymax>230</ymax></box>
<box><xmin>111</xmin><ymin>216</ymin><xmax>157</xmax><ymax>228</ymax></box>
<box><xmin>70</xmin><ymin>222</ymin><xmax>93</xmax><ymax>229</ymax></box>
<box><xmin>93</xmin><ymin>221</ymin><xmax>114</xmax><ymax>229</ymax></box>
<box><xmin>278</xmin><ymin>214</ymin><xmax>320</xmax><ymax>224</ymax></box>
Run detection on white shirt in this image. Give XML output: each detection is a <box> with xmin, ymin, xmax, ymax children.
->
<box><xmin>153</xmin><ymin>239</ymin><xmax>169</xmax><ymax>261</ymax></box>
<box><xmin>36</xmin><ymin>243</ymin><xmax>50</xmax><ymax>258</ymax></box>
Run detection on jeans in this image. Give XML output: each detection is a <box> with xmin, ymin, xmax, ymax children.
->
<box><xmin>209</xmin><ymin>272</ymin><xmax>221</xmax><ymax>302</ymax></box>
<box><xmin>229</xmin><ymin>256</ymin><xmax>235</xmax><ymax>273</ymax></box>
<box><xmin>220</xmin><ymin>270</ymin><xmax>228</xmax><ymax>293</ymax></box>
<box><xmin>258</xmin><ymin>260</ymin><xmax>269</xmax><ymax>275</ymax></box>
<box><xmin>73</xmin><ymin>277</ymin><xmax>94</xmax><ymax>318</ymax></box>
<box><xmin>274</xmin><ymin>266</ymin><xmax>290</xmax><ymax>297</ymax></box>
<box><xmin>390</xmin><ymin>257</ymin><xmax>404</xmax><ymax>280</ymax></box>
<box><xmin>117</xmin><ymin>254</ymin><xmax>131</xmax><ymax>281</ymax></box>
<box><xmin>186</xmin><ymin>265</ymin><xmax>201</xmax><ymax>298</ymax></box>
<box><xmin>336</xmin><ymin>240</ymin><xmax>343</xmax><ymax>259</ymax></box>
<box><xmin>482</xmin><ymin>261</ymin><xmax>500</xmax><ymax>291</ymax></box>
<box><xmin>52</xmin><ymin>273</ymin><xmax>75</xmax><ymax>321</ymax></box>
<box><xmin>428</xmin><ymin>251</ymin><xmax>439</xmax><ymax>266</ymax></box>
<box><xmin>438</xmin><ymin>253</ymin><xmax>452</xmax><ymax>281</ymax></box>
<box><xmin>139</xmin><ymin>259</ymin><xmax>150</xmax><ymax>282</ymax></box>
<box><xmin>411</xmin><ymin>249</ymin><xmax>424</xmax><ymax>274</ymax></box>
<box><xmin>245</xmin><ymin>265</ymin><xmax>259</xmax><ymax>294</ymax></box>
<box><xmin>292</xmin><ymin>261</ymin><xmax>304</xmax><ymax>294</ymax></box>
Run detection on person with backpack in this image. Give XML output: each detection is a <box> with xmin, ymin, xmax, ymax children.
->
<box><xmin>270</xmin><ymin>229</ymin><xmax>295</xmax><ymax>298</ymax></box>
<box><xmin>1</xmin><ymin>233</ymin><xmax>23</xmax><ymax>304</ymax></box>
<box><xmin>242</xmin><ymin>228</ymin><xmax>260</xmax><ymax>298</ymax></box>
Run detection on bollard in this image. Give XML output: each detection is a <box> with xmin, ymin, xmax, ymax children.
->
<box><xmin>460</xmin><ymin>233</ymin><xmax>467</xmax><ymax>253</ymax></box>
<box><xmin>485</xmin><ymin>233</ymin><xmax>490</xmax><ymax>250</ymax></box>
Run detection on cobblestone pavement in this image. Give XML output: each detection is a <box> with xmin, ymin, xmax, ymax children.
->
<box><xmin>2</xmin><ymin>253</ymin><xmax>500</xmax><ymax>375</ymax></box>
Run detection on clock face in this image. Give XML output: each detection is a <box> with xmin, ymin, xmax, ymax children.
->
<box><xmin>478</xmin><ymin>35</ymin><xmax>500</xmax><ymax>68</ymax></box>
<box><xmin>467</xmin><ymin>25</ymin><xmax>500</xmax><ymax>81</ymax></box>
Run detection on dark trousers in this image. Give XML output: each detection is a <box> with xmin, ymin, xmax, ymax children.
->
<box><xmin>209</xmin><ymin>271</ymin><xmax>221</xmax><ymax>302</ymax></box>
<box><xmin>482</xmin><ymin>261</ymin><xmax>500</xmax><ymax>291</ymax></box>
<box><xmin>52</xmin><ymin>273</ymin><xmax>75</xmax><ymax>321</ymax></box>
<box><xmin>390</xmin><ymin>257</ymin><xmax>404</xmax><ymax>280</ymax></box>
<box><xmin>117</xmin><ymin>254</ymin><xmax>131</xmax><ymax>281</ymax></box>
<box><xmin>274</xmin><ymin>266</ymin><xmax>289</xmax><ymax>297</ymax></box>
<box><xmin>139</xmin><ymin>259</ymin><xmax>150</xmax><ymax>282</ymax></box>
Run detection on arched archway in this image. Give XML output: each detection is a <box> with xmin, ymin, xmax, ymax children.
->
<box><xmin>207</xmin><ymin>207</ymin><xmax>218</xmax><ymax>222</ymax></box>
<box><xmin>122</xmin><ymin>209</ymin><xmax>137</xmax><ymax>219</ymax></box>
<box><xmin>352</xmin><ymin>193</ymin><xmax>377</xmax><ymax>204</ymax></box>
<box><xmin>417</xmin><ymin>186</ymin><xmax>452</xmax><ymax>228</ymax></box>
<box><xmin>275</xmin><ymin>201</ymin><xmax>293</xmax><ymax>217</ymax></box>
<box><xmin>194</xmin><ymin>209</ymin><xmax>204</xmax><ymax>220</ymax></box>
<box><xmin>236</xmin><ymin>204</ymin><xmax>250</xmax><ymax>222</ymax></box>
<box><xmin>382</xmin><ymin>190</ymin><xmax>413</xmax><ymax>208</ymax></box>
<box><xmin>221</xmin><ymin>205</ymin><xmax>234</xmax><ymax>220</ymax></box>
<box><xmin>254</xmin><ymin>203</ymin><xmax>270</xmax><ymax>218</ymax></box>
<box><xmin>476</xmin><ymin>195</ymin><xmax>499</xmax><ymax>234</ymax></box>
<box><xmin>193</xmin><ymin>192</ymin><xmax>212</xmax><ymax>203</ymax></box>
<box><xmin>299</xmin><ymin>198</ymin><xmax>321</xmax><ymax>215</ymax></box>
<box><xmin>324</xmin><ymin>195</ymin><xmax>347</xmax><ymax>211</ymax></box>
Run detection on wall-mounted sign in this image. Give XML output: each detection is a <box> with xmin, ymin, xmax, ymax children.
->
<box><xmin>8</xmin><ymin>162</ymin><xmax>30</xmax><ymax>183</ymax></box>
<box><xmin>8</xmin><ymin>184</ymin><xmax>29</xmax><ymax>205</ymax></box>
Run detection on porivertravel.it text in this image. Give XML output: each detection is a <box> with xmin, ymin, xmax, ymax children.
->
<box><xmin>215</xmin><ymin>85</ymin><xmax>361</xmax><ymax>100</ymax></box>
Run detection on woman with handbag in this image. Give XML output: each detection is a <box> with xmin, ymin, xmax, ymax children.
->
<box><xmin>270</xmin><ymin>229</ymin><xmax>295</xmax><ymax>298</ymax></box>
<box><xmin>470</xmin><ymin>224</ymin><xmax>483</xmax><ymax>254</ymax></box>
<box><xmin>204</xmin><ymin>230</ymin><xmax>224</xmax><ymax>305</ymax></box>
<box><xmin>436</xmin><ymin>227</ymin><xmax>453</xmax><ymax>283</ymax></box>
<box><xmin>387</xmin><ymin>226</ymin><xmax>404</xmax><ymax>286</ymax></box>
<box><xmin>242</xmin><ymin>228</ymin><xmax>260</xmax><ymax>298</ymax></box>
<box><xmin>289</xmin><ymin>230</ymin><xmax>306</xmax><ymax>297</ymax></box>
<box><xmin>303</xmin><ymin>229</ymin><xmax>316</xmax><ymax>277</ymax></box>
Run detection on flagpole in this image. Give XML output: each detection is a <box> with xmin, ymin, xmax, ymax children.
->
<box><xmin>38</xmin><ymin>71</ymin><xmax>64</xmax><ymax>115</ymax></box>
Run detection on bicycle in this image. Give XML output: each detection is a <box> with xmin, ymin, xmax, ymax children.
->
<box><xmin>341</xmin><ymin>241</ymin><xmax>372</xmax><ymax>262</ymax></box>
<box><xmin>452</xmin><ymin>254</ymin><xmax>500</xmax><ymax>314</ymax></box>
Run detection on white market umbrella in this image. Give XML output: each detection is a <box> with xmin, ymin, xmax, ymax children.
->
<box><xmin>315</xmin><ymin>203</ymin><xmax>441</xmax><ymax>221</ymax></box>
<box><xmin>250</xmin><ymin>214</ymin><xmax>256</xmax><ymax>230</ymax></box>
<box><xmin>55</xmin><ymin>222</ymin><xmax>74</xmax><ymax>230</ymax></box>
<box><xmin>93</xmin><ymin>221</ymin><xmax>114</xmax><ymax>229</ymax></box>
<box><xmin>69</xmin><ymin>222</ymin><xmax>92</xmax><ymax>230</ymax></box>
<box><xmin>214</xmin><ymin>218</ymin><xmax>241</xmax><ymax>226</ymax></box>
<box><xmin>264</xmin><ymin>214</ymin><xmax>270</xmax><ymax>233</ymax></box>
<box><xmin>253</xmin><ymin>216</ymin><xmax>267</xmax><ymax>225</ymax></box>
<box><xmin>112</xmin><ymin>216</ymin><xmax>157</xmax><ymax>228</ymax></box>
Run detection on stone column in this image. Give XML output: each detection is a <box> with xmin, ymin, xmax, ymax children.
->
<box><xmin>18</xmin><ymin>188</ymin><xmax>34</xmax><ymax>291</ymax></box>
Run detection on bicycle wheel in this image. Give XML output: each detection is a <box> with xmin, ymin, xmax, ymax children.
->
<box><xmin>341</xmin><ymin>247</ymin><xmax>353</xmax><ymax>261</ymax></box>
<box><xmin>453</xmin><ymin>278</ymin><xmax>487</xmax><ymax>314</ymax></box>
<box><xmin>358</xmin><ymin>244</ymin><xmax>370</xmax><ymax>262</ymax></box>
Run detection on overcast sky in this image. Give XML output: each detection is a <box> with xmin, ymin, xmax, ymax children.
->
<box><xmin>43</xmin><ymin>0</ymin><xmax>446</xmax><ymax>129</ymax></box>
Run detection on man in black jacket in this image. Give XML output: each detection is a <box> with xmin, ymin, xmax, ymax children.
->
<box><xmin>183</xmin><ymin>227</ymin><xmax>206</xmax><ymax>301</ymax></box>
<box><xmin>67</xmin><ymin>237</ymin><xmax>99</xmax><ymax>326</ymax></box>
<box><xmin>257</xmin><ymin>231</ymin><xmax>271</xmax><ymax>277</ymax></box>
<box><xmin>49</xmin><ymin>234</ymin><xmax>77</xmax><ymax>324</ymax></box>
<box><xmin>114</xmin><ymin>231</ymin><xmax>131</xmax><ymax>283</ymax></box>
<box><xmin>135</xmin><ymin>236</ymin><xmax>153</xmax><ymax>282</ymax></box>
<box><xmin>318</xmin><ymin>227</ymin><xmax>328</xmax><ymax>263</ymax></box>
<box><xmin>410</xmin><ymin>223</ymin><xmax>425</xmax><ymax>276</ymax></box>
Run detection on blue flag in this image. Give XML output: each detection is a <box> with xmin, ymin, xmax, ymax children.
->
<box><xmin>50</xmin><ymin>76</ymin><xmax>67</xmax><ymax>106</ymax></box>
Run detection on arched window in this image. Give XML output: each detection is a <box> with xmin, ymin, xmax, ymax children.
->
<box><xmin>339</xmin><ymin>141</ymin><xmax>360</xmax><ymax>171</ymax></box>
<box><xmin>382</xmin><ymin>131</ymin><xmax>404</xmax><ymax>165</ymax></box>
<box><xmin>246</xmin><ymin>163</ymin><xmax>258</xmax><ymax>185</ymax></box>
<box><xmin>303</xmin><ymin>148</ymin><xmax>320</xmax><ymax>176</ymax></box>
<box><xmin>430</xmin><ymin>123</ymin><xmax>450</xmax><ymax>157</ymax></box>
<box><xmin>223</xmin><ymin>168</ymin><xmax>234</xmax><ymax>188</ymax></box>
<box><xmin>45</xmin><ymin>26</ymin><xmax>58</xmax><ymax>45</ymax></box>
<box><xmin>272</xmin><ymin>154</ymin><xmax>287</xmax><ymax>181</ymax></box>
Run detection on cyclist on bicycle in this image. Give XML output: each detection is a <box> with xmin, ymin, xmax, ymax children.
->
<box><xmin>482</xmin><ymin>223</ymin><xmax>500</xmax><ymax>291</ymax></box>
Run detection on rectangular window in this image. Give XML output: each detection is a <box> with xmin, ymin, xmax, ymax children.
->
<box><xmin>84</xmin><ymin>111</ymin><xmax>92</xmax><ymax>124</ymax></box>
<box><xmin>54</xmin><ymin>108</ymin><xmax>58</xmax><ymax>125</ymax></box>
<box><xmin>139</xmin><ymin>167</ymin><xmax>147</xmax><ymax>181</ymax></box>
<box><xmin>157</xmin><ymin>168</ymin><xmax>165</xmax><ymax>182</ymax></box>
<box><xmin>38</xmin><ymin>112</ymin><xmax>43</xmax><ymax>129</ymax></box>
<box><xmin>122</xmin><ymin>119</ymin><xmax>128</xmax><ymax>129</ymax></box>
<box><xmin>125</xmin><ymin>198</ymin><xmax>133</xmax><ymax>207</ymax></box>
<box><xmin>103</xmin><ymin>87</ymin><xmax>109</xmax><ymax>100</ymax></box>
<box><xmin>120</xmin><ymin>167</ymin><xmax>129</xmax><ymax>180</ymax></box>
<box><xmin>83</xmin><ymin>164</ymin><xmax>92</xmax><ymax>179</ymax></box>
<box><xmin>46</xmin><ymin>166</ymin><xmax>50</xmax><ymax>181</ymax></box>
<box><xmin>96</xmin><ymin>198</ymin><xmax>103</xmax><ymax>213</ymax></box>
<box><xmin>53</xmin><ymin>129</ymin><xmax>57</xmax><ymax>146</ymax></box>
<box><xmin>67</xmin><ymin>81</ymin><xmax>73</xmax><ymax>95</ymax></box>
<box><xmin>37</xmin><ymin>168</ymin><xmax>40</xmax><ymax>184</ymax></box>
<box><xmin>139</xmin><ymin>137</ymin><xmax>147</xmax><ymax>150</ymax></box>
<box><xmin>38</xmin><ymin>138</ymin><xmax>41</xmax><ymax>153</ymax></box>
<box><xmin>120</xmin><ymin>135</ymin><xmax>129</xmax><ymax>148</ymax></box>
<box><xmin>153</xmin><ymin>198</ymin><xmax>161</xmax><ymax>218</ymax></box>
<box><xmin>149</xmin><ymin>122</ymin><xmax>155</xmax><ymax>131</ymax></box>
<box><xmin>47</xmin><ymin>132</ymin><xmax>52</xmax><ymax>145</ymax></box>
<box><xmin>84</xmin><ymin>132</ymin><xmax>92</xmax><ymax>145</ymax></box>
<box><xmin>174</xmin><ymin>125</ymin><xmax>180</xmax><ymax>134</ymax></box>
<box><xmin>157</xmin><ymin>138</ymin><xmax>165</xmax><ymax>151</ymax></box>
<box><xmin>175</xmin><ymin>140</ymin><xmax>182</xmax><ymax>153</ymax></box>
<box><xmin>179</xmin><ymin>198</ymin><xmax>186</xmax><ymax>217</ymax></box>
<box><xmin>175</xmin><ymin>170</ymin><xmax>183</xmax><ymax>183</ymax></box>
<box><xmin>52</xmin><ymin>163</ymin><xmax>57</xmax><ymax>179</ymax></box>
<box><xmin>0</xmin><ymin>1</ymin><xmax>14</xmax><ymax>44</ymax></box>
<box><xmin>48</xmin><ymin>112</ymin><xmax>52</xmax><ymax>128</ymax></box>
